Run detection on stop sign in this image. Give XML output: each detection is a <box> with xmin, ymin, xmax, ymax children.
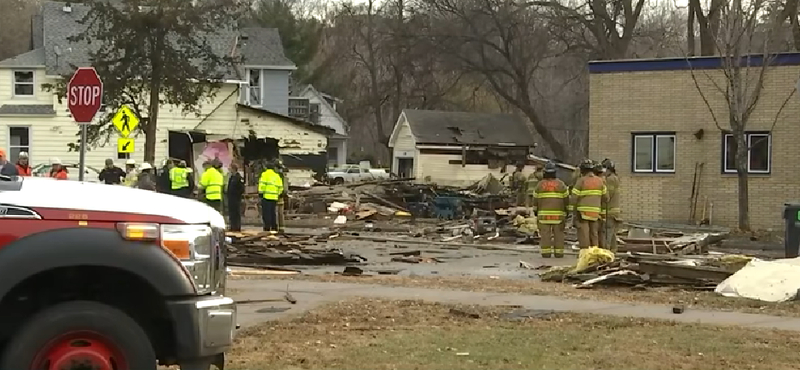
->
<box><xmin>67</xmin><ymin>67</ymin><xmax>104</xmax><ymax>123</ymax></box>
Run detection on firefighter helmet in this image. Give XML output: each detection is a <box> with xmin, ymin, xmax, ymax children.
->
<box><xmin>544</xmin><ymin>161</ymin><xmax>557</xmax><ymax>174</ymax></box>
<box><xmin>579</xmin><ymin>159</ymin><xmax>595</xmax><ymax>171</ymax></box>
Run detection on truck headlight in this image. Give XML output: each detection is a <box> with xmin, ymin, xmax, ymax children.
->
<box><xmin>161</xmin><ymin>224</ymin><xmax>215</xmax><ymax>294</ymax></box>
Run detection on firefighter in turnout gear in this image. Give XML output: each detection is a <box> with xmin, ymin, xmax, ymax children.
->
<box><xmin>601</xmin><ymin>159</ymin><xmax>622</xmax><ymax>252</ymax></box>
<box><xmin>511</xmin><ymin>162</ymin><xmax>527</xmax><ymax>206</ymax></box>
<box><xmin>532</xmin><ymin>161</ymin><xmax>569</xmax><ymax>258</ymax></box>
<box><xmin>569</xmin><ymin>159</ymin><xmax>609</xmax><ymax>249</ymax></box>
<box><xmin>524</xmin><ymin>163</ymin><xmax>544</xmax><ymax>209</ymax></box>
<box><xmin>593</xmin><ymin>162</ymin><xmax>608</xmax><ymax>249</ymax></box>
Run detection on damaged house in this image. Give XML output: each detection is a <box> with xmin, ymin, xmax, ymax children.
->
<box><xmin>388</xmin><ymin>109</ymin><xmax>537</xmax><ymax>187</ymax></box>
<box><xmin>0</xmin><ymin>1</ymin><xmax>333</xmax><ymax>183</ymax></box>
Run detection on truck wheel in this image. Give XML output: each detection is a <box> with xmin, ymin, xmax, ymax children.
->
<box><xmin>0</xmin><ymin>301</ymin><xmax>157</xmax><ymax>370</ymax></box>
<box><xmin>333</xmin><ymin>177</ymin><xmax>344</xmax><ymax>185</ymax></box>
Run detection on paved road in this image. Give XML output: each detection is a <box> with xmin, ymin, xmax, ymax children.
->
<box><xmin>230</xmin><ymin>279</ymin><xmax>800</xmax><ymax>331</ymax></box>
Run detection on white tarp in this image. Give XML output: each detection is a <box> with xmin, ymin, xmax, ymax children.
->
<box><xmin>715</xmin><ymin>257</ymin><xmax>800</xmax><ymax>302</ymax></box>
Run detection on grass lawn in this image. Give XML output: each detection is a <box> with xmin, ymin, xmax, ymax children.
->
<box><xmin>226</xmin><ymin>298</ymin><xmax>800</xmax><ymax>370</ymax></box>
<box><xmin>232</xmin><ymin>274</ymin><xmax>800</xmax><ymax>317</ymax></box>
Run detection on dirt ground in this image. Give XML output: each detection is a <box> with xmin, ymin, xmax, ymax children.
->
<box><xmin>226</xmin><ymin>298</ymin><xmax>800</xmax><ymax>370</ymax></box>
<box><xmin>233</xmin><ymin>274</ymin><xmax>800</xmax><ymax>317</ymax></box>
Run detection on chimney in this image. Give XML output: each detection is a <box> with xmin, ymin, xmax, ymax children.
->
<box><xmin>63</xmin><ymin>2</ymin><xmax>72</xmax><ymax>13</ymax></box>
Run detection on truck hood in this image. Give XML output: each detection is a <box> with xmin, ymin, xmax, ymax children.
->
<box><xmin>2</xmin><ymin>177</ymin><xmax>226</xmax><ymax>228</ymax></box>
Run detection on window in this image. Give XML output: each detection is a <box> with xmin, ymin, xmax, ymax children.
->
<box><xmin>247</xmin><ymin>69</ymin><xmax>261</xmax><ymax>106</ymax></box>
<box><xmin>723</xmin><ymin>132</ymin><xmax>771</xmax><ymax>174</ymax></box>
<box><xmin>13</xmin><ymin>71</ymin><xmax>34</xmax><ymax>97</ymax></box>
<box><xmin>632</xmin><ymin>133</ymin><xmax>676</xmax><ymax>173</ymax></box>
<box><xmin>8</xmin><ymin>127</ymin><xmax>30</xmax><ymax>163</ymax></box>
<box><xmin>117</xmin><ymin>152</ymin><xmax>130</xmax><ymax>160</ymax></box>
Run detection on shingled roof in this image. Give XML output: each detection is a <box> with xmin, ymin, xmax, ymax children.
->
<box><xmin>4</xmin><ymin>1</ymin><xmax>295</xmax><ymax>78</ymax></box>
<box><xmin>399</xmin><ymin>109</ymin><xmax>537</xmax><ymax>146</ymax></box>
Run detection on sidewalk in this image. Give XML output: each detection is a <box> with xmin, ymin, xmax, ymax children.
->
<box><xmin>230</xmin><ymin>279</ymin><xmax>800</xmax><ymax>331</ymax></box>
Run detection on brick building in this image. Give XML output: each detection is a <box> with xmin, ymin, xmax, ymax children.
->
<box><xmin>588</xmin><ymin>54</ymin><xmax>800</xmax><ymax>230</ymax></box>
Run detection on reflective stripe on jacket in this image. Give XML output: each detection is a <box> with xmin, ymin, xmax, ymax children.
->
<box><xmin>532</xmin><ymin>178</ymin><xmax>569</xmax><ymax>224</ymax></box>
<box><xmin>200</xmin><ymin>168</ymin><xmax>224</xmax><ymax>200</ymax></box>
<box><xmin>170</xmin><ymin>167</ymin><xmax>189</xmax><ymax>189</ymax></box>
<box><xmin>569</xmin><ymin>174</ymin><xmax>608</xmax><ymax>221</ymax></box>
<box><xmin>258</xmin><ymin>169</ymin><xmax>284</xmax><ymax>201</ymax></box>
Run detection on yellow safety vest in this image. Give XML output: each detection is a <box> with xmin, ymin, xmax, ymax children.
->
<box><xmin>123</xmin><ymin>172</ymin><xmax>137</xmax><ymax>187</ymax></box>
<box><xmin>170</xmin><ymin>167</ymin><xmax>189</xmax><ymax>190</ymax></box>
<box><xmin>200</xmin><ymin>168</ymin><xmax>224</xmax><ymax>200</ymax></box>
<box><xmin>258</xmin><ymin>169</ymin><xmax>284</xmax><ymax>201</ymax></box>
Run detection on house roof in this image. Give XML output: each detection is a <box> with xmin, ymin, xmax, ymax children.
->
<box><xmin>236</xmin><ymin>104</ymin><xmax>335</xmax><ymax>136</ymax></box>
<box><xmin>0</xmin><ymin>1</ymin><xmax>295</xmax><ymax>78</ymax></box>
<box><xmin>0</xmin><ymin>49</ymin><xmax>45</xmax><ymax>67</ymax></box>
<box><xmin>397</xmin><ymin>109</ymin><xmax>536</xmax><ymax>146</ymax></box>
<box><xmin>589</xmin><ymin>52</ymin><xmax>800</xmax><ymax>74</ymax></box>
<box><xmin>0</xmin><ymin>104</ymin><xmax>56</xmax><ymax>115</ymax></box>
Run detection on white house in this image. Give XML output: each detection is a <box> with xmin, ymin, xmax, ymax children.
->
<box><xmin>289</xmin><ymin>84</ymin><xmax>349</xmax><ymax>166</ymax></box>
<box><xmin>0</xmin><ymin>1</ymin><xmax>332</xmax><ymax>183</ymax></box>
<box><xmin>387</xmin><ymin>109</ymin><xmax>537</xmax><ymax>187</ymax></box>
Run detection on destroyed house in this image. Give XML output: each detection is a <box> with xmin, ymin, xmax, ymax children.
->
<box><xmin>588</xmin><ymin>53</ymin><xmax>800</xmax><ymax>229</ymax></box>
<box><xmin>388</xmin><ymin>109</ymin><xmax>536</xmax><ymax>187</ymax></box>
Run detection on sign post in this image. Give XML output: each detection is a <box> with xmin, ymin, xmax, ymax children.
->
<box><xmin>67</xmin><ymin>67</ymin><xmax>103</xmax><ymax>181</ymax></box>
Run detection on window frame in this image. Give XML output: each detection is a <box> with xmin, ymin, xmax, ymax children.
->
<box><xmin>246</xmin><ymin>68</ymin><xmax>262</xmax><ymax>107</ymax></box>
<box><xmin>630</xmin><ymin>132</ymin><xmax>677</xmax><ymax>174</ymax></box>
<box><xmin>721</xmin><ymin>131</ymin><xmax>772</xmax><ymax>174</ymax></box>
<box><xmin>8</xmin><ymin>126</ymin><xmax>31</xmax><ymax>164</ymax></box>
<box><xmin>12</xmin><ymin>70</ymin><xmax>35</xmax><ymax>98</ymax></box>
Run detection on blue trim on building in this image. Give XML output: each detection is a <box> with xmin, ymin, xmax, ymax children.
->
<box><xmin>588</xmin><ymin>53</ymin><xmax>800</xmax><ymax>74</ymax></box>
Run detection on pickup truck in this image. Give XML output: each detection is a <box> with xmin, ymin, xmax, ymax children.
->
<box><xmin>327</xmin><ymin>165</ymin><xmax>390</xmax><ymax>184</ymax></box>
<box><xmin>0</xmin><ymin>175</ymin><xmax>235</xmax><ymax>370</ymax></box>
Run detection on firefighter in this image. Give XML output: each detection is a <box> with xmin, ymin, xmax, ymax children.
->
<box><xmin>170</xmin><ymin>160</ymin><xmax>192</xmax><ymax>198</ymax></box>
<box><xmin>569</xmin><ymin>159</ymin><xmax>608</xmax><ymax>249</ymax></box>
<box><xmin>510</xmin><ymin>162</ymin><xmax>527</xmax><ymax>206</ymax></box>
<box><xmin>15</xmin><ymin>152</ymin><xmax>31</xmax><ymax>176</ymax></box>
<box><xmin>593</xmin><ymin>162</ymin><xmax>607</xmax><ymax>249</ymax></box>
<box><xmin>275</xmin><ymin>159</ymin><xmax>288</xmax><ymax>233</ymax></box>
<box><xmin>123</xmin><ymin>159</ymin><xmax>137</xmax><ymax>187</ymax></box>
<box><xmin>199</xmin><ymin>160</ymin><xmax>224</xmax><ymax>212</ymax></box>
<box><xmin>135</xmin><ymin>162</ymin><xmax>157</xmax><ymax>191</ymax></box>
<box><xmin>532</xmin><ymin>161</ymin><xmax>569</xmax><ymax>258</ymax></box>
<box><xmin>258</xmin><ymin>161</ymin><xmax>284</xmax><ymax>232</ymax></box>
<box><xmin>524</xmin><ymin>163</ymin><xmax>544</xmax><ymax>209</ymax></box>
<box><xmin>602</xmin><ymin>159</ymin><xmax>621</xmax><ymax>252</ymax></box>
<box><xmin>49</xmin><ymin>158</ymin><xmax>68</xmax><ymax>180</ymax></box>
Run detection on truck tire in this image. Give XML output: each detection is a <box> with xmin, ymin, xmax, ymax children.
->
<box><xmin>0</xmin><ymin>300</ymin><xmax>157</xmax><ymax>370</ymax></box>
<box><xmin>333</xmin><ymin>177</ymin><xmax>344</xmax><ymax>185</ymax></box>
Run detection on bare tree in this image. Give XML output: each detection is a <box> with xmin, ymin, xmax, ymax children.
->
<box><xmin>530</xmin><ymin>0</ymin><xmax>646</xmax><ymax>60</ymax></box>
<box><xmin>687</xmin><ymin>0</ymin><xmax>726</xmax><ymax>55</ymax></box>
<box><xmin>688</xmin><ymin>0</ymin><xmax>793</xmax><ymax>230</ymax></box>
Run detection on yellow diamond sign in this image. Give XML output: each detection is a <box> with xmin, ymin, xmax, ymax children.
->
<box><xmin>112</xmin><ymin>105</ymin><xmax>139</xmax><ymax>137</ymax></box>
<box><xmin>117</xmin><ymin>138</ymin><xmax>134</xmax><ymax>153</ymax></box>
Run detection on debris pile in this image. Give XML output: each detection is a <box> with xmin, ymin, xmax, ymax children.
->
<box><xmin>541</xmin><ymin>248</ymin><xmax>752</xmax><ymax>290</ymax></box>
<box><xmin>226</xmin><ymin>231</ymin><xmax>366</xmax><ymax>268</ymax></box>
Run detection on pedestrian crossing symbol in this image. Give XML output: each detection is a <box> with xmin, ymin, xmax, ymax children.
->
<box><xmin>112</xmin><ymin>105</ymin><xmax>139</xmax><ymax>137</ymax></box>
<box><xmin>117</xmin><ymin>138</ymin><xmax>134</xmax><ymax>154</ymax></box>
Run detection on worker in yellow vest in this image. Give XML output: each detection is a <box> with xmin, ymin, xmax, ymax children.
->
<box><xmin>258</xmin><ymin>161</ymin><xmax>284</xmax><ymax>232</ymax></box>
<box><xmin>169</xmin><ymin>160</ymin><xmax>193</xmax><ymax>198</ymax></box>
<box><xmin>123</xmin><ymin>159</ymin><xmax>138</xmax><ymax>187</ymax></box>
<box><xmin>199</xmin><ymin>160</ymin><xmax>225</xmax><ymax>212</ymax></box>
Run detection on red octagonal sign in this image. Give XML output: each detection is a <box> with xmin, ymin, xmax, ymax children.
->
<box><xmin>67</xmin><ymin>67</ymin><xmax>104</xmax><ymax>123</ymax></box>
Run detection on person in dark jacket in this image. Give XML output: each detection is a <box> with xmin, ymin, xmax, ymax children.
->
<box><xmin>157</xmin><ymin>159</ymin><xmax>173</xmax><ymax>194</ymax></box>
<box><xmin>135</xmin><ymin>162</ymin><xmax>157</xmax><ymax>191</ymax></box>
<box><xmin>0</xmin><ymin>149</ymin><xmax>19</xmax><ymax>177</ymax></box>
<box><xmin>98</xmin><ymin>158</ymin><xmax>126</xmax><ymax>185</ymax></box>
<box><xmin>226</xmin><ymin>163</ymin><xmax>245</xmax><ymax>231</ymax></box>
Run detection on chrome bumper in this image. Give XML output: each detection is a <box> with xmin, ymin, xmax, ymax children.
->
<box><xmin>168</xmin><ymin>295</ymin><xmax>238</xmax><ymax>359</ymax></box>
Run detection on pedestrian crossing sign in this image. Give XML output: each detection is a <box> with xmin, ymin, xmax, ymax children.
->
<box><xmin>112</xmin><ymin>105</ymin><xmax>139</xmax><ymax>137</ymax></box>
<box><xmin>117</xmin><ymin>138</ymin><xmax>134</xmax><ymax>154</ymax></box>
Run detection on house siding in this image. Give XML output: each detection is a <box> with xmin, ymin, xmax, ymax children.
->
<box><xmin>589</xmin><ymin>64</ymin><xmax>800</xmax><ymax>230</ymax></box>
<box><xmin>302</xmin><ymin>90</ymin><xmax>346</xmax><ymax>135</ymax></box>
<box><xmin>417</xmin><ymin>153</ymin><xmax>532</xmax><ymax>187</ymax></box>
<box><xmin>261</xmin><ymin>69</ymin><xmax>289</xmax><ymax>115</ymax></box>
<box><xmin>390</xmin><ymin>117</ymin><xmax>418</xmax><ymax>177</ymax></box>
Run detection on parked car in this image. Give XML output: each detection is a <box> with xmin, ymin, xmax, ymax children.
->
<box><xmin>327</xmin><ymin>165</ymin><xmax>390</xmax><ymax>184</ymax></box>
<box><xmin>31</xmin><ymin>163</ymin><xmax>101</xmax><ymax>183</ymax></box>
